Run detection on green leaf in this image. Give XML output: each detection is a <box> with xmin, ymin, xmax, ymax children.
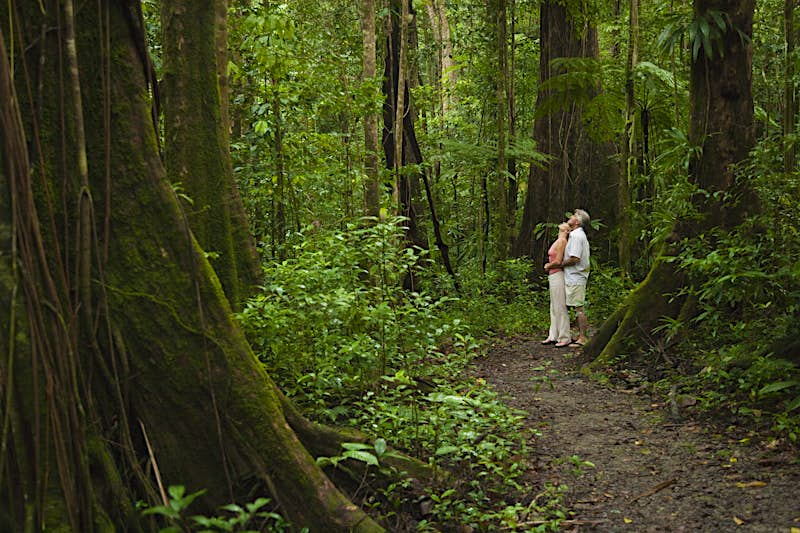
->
<box><xmin>221</xmin><ymin>503</ymin><xmax>244</xmax><ymax>513</ymax></box>
<box><xmin>341</xmin><ymin>442</ymin><xmax>372</xmax><ymax>451</ymax></box>
<box><xmin>142</xmin><ymin>505</ymin><xmax>180</xmax><ymax>519</ymax></box>
<box><xmin>167</xmin><ymin>485</ymin><xmax>186</xmax><ymax>500</ymax></box>
<box><xmin>374</xmin><ymin>438</ymin><xmax>387</xmax><ymax>457</ymax></box>
<box><xmin>342</xmin><ymin>450</ymin><xmax>379</xmax><ymax>466</ymax></box>
<box><xmin>246</xmin><ymin>498</ymin><xmax>270</xmax><ymax>513</ymax></box>
<box><xmin>435</xmin><ymin>445</ymin><xmax>460</xmax><ymax>456</ymax></box>
<box><xmin>759</xmin><ymin>380</ymin><xmax>800</xmax><ymax>395</ymax></box>
<box><xmin>786</xmin><ymin>396</ymin><xmax>800</xmax><ymax>412</ymax></box>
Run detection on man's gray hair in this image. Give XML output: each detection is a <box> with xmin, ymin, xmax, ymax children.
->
<box><xmin>574</xmin><ymin>209</ymin><xmax>591</xmax><ymax>228</ymax></box>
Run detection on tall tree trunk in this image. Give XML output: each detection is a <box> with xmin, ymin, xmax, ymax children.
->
<box><xmin>271</xmin><ymin>77</ymin><xmax>289</xmax><ymax>257</ymax></box>
<box><xmin>490</xmin><ymin>0</ymin><xmax>510</xmax><ymax>260</ymax></box>
<box><xmin>361</xmin><ymin>0</ymin><xmax>381</xmax><ymax>217</ymax></box>
<box><xmin>618</xmin><ymin>0</ymin><xmax>639</xmax><ymax>277</ymax></box>
<box><xmin>383</xmin><ymin>0</ymin><xmax>430</xmax><ymax>289</ymax></box>
<box><xmin>785</xmin><ymin>0</ymin><xmax>797</xmax><ymax>172</ymax></box>
<box><xmin>393</xmin><ymin>0</ymin><xmax>408</xmax><ymax>209</ymax></box>
<box><xmin>513</xmin><ymin>0</ymin><xmax>617</xmax><ymax>261</ymax></box>
<box><xmin>215</xmin><ymin>0</ymin><xmax>260</xmax><ymax>296</ymax></box>
<box><xmin>161</xmin><ymin>0</ymin><xmax>260</xmax><ymax>309</ymax></box>
<box><xmin>424</xmin><ymin>0</ymin><xmax>457</xmax><ymax>114</ymax></box>
<box><xmin>507</xmin><ymin>0</ymin><xmax>519</xmax><ymax>249</ymax></box>
<box><xmin>585</xmin><ymin>0</ymin><xmax>756</xmax><ymax>368</ymax></box>
<box><xmin>0</xmin><ymin>2</ymin><xmax>399</xmax><ymax>530</ymax></box>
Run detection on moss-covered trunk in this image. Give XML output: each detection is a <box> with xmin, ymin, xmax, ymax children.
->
<box><xmin>585</xmin><ymin>0</ymin><xmax>755</xmax><ymax>369</ymax></box>
<box><xmin>0</xmin><ymin>2</ymin><xmax>383</xmax><ymax>530</ymax></box>
<box><xmin>161</xmin><ymin>0</ymin><xmax>260</xmax><ymax>310</ymax></box>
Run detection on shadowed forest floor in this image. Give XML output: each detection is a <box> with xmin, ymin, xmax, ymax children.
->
<box><xmin>470</xmin><ymin>336</ymin><xmax>800</xmax><ymax>532</ymax></box>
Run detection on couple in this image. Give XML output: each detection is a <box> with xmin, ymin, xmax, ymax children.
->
<box><xmin>541</xmin><ymin>209</ymin><xmax>590</xmax><ymax>348</ymax></box>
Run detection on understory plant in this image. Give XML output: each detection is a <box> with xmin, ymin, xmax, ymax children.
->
<box><xmin>237</xmin><ymin>217</ymin><xmax>568</xmax><ymax>529</ymax></box>
<box><xmin>656</xmin><ymin>149</ymin><xmax>800</xmax><ymax>439</ymax></box>
<box><xmin>238</xmin><ymin>217</ymin><xmax>474</xmax><ymax>409</ymax></box>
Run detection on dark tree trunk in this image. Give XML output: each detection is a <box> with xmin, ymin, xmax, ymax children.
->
<box><xmin>585</xmin><ymin>0</ymin><xmax>756</xmax><ymax>368</ymax></box>
<box><xmin>383</xmin><ymin>0</ymin><xmax>429</xmax><ymax>290</ymax></box>
<box><xmin>513</xmin><ymin>0</ymin><xmax>617</xmax><ymax>261</ymax></box>
<box><xmin>161</xmin><ymin>0</ymin><xmax>260</xmax><ymax>309</ymax></box>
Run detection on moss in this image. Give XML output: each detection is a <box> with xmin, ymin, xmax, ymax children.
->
<box><xmin>160</xmin><ymin>0</ymin><xmax>259</xmax><ymax>309</ymax></box>
<box><xmin>585</xmin><ymin>257</ymin><xmax>686</xmax><ymax>371</ymax></box>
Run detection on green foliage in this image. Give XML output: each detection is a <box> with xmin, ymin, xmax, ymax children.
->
<box><xmin>140</xmin><ymin>486</ymin><xmax>296</xmax><ymax>532</ymax></box>
<box><xmin>316</xmin><ymin>438</ymin><xmax>403</xmax><ymax>470</ymax></box>
<box><xmin>352</xmin><ymin>373</ymin><xmax>539</xmax><ymax>529</ymax></box>
<box><xmin>236</xmin><ymin>219</ymin><xmax>574</xmax><ymax>529</ymax></box>
<box><xmin>449</xmin><ymin>258</ymin><xmax>549</xmax><ymax>336</ymax></box>
<box><xmin>660</xmin><ymin>145</ymin><xmax>800</xmax><ymax>439</ymax></box>
<box><xmin>238</xmin><ymin>217</ymin><xmax>473</xmax><ymax>408</ymax></box>
<box><xmin>584</xmin><ymin>261</ymin><xmax>635</xmax><ymax>326</ymax></box>
<box><xmin>657</xmin><ymin>8</ymin><xmax>750</xmax><ymax>61</ymax></box>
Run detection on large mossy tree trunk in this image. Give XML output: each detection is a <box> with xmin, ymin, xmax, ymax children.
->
<box><xmin>161</xmin><ymin>0</ymin><xmax>260</xmax><ymax>310</ymax></box>
<box><xmin>513</xmin><ymin>0</ymin><xmax>617</xmax><ymax>261</ymax></box>
<box><xmin>585</xmin><ymin>0</ymin><xmax>756</xmax><ymax>369</ymax></box>
<box><xmin>0</xmin><ymin>2</ymin><xmax>387</xmax><ymax>530</ymax></box>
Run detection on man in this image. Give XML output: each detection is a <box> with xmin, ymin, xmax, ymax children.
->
<box><xmin>545</xmin><ymin>209</ymin><xmax>590</xmax><ymax>346</ymax></box>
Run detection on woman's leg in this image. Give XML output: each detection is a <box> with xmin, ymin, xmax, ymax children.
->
<box><xmin>551</xmin><ymin>272</ymin><xmax>571</xmax><ymax>343</ymax></box>
<box><xmin>546</xmin><ymin>274</ymin><xmax>558</xmax><ymax>341</ymax></box>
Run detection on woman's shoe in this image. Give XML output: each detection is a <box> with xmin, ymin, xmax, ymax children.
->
<box><xmin>540</xmin><ymin>339</ymin><xmax>556</xmax><ymax>345</ymax></box>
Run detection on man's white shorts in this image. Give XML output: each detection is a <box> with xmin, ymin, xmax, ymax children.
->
<box><xmin>565</xmin><ymin>283</ymin><xmax>586</xmax><ymax>307</ymax></box>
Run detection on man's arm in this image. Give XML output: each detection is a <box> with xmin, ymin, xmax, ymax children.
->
<box><xmin>546</xmin><ymin>255</ymin><xmax>579</xmax><ymax>270</ymax></box>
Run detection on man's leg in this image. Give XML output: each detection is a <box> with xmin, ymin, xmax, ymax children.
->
<box><xmin>575</xmin><ymin>305</ymin><xmax>588</xmax><ymax>344</ymax></box>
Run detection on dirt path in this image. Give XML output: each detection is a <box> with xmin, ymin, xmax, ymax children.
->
<box><xmin>472</xmin><ymin>336</ymin><xmax>800</xmax><ymax>532</ymax></box>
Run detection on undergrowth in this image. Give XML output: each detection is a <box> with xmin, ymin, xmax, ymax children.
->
<box><xmin>237</xmin><ymin>218</ymin><xmax>568</xmax><ymax>530</ymax></box>
<box><xmin>613</xmin><ymin>140</ymin><xmax>800</xmax><ymax>443</ymax></box>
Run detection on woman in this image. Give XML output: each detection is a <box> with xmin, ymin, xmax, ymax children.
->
<box><xmin>542</xmin><ymin>223</ymin><xmax>571</xmax><ymax>347</ymax></box>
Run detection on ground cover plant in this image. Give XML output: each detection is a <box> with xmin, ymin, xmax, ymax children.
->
<box><xmin>235</xmin><ymin>218</ymin><xmax>575</xmax><ymax>530</ymax></box>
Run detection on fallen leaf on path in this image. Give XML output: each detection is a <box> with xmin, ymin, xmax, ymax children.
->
<box><xmin>733</xmin><ymin>516</ymin><xmax>745</xmax><ymax>525</ymax></box>
<box><xmin>735</xmin><ymin>481</ymin><xmax>767</xmax><ymax>488</ymax></box>
<box><xmin>623</xmin><ymin>517</ymin><xmax>633</xmax><ymax>524</ymax></box>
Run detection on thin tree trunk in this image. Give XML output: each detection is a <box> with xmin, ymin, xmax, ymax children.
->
<box><xmin>393</xmin><ymin>0</ymin><xmax>408</xmax><ymax>209</ymax></box>
<box><xmin>361</xmin><ymin>0</ymin><xmax>381</xmax><ymax>217</ymax></box>
<box><xmin>507</xmin><ymin>0</ymin><xmax>519</xmax><ymax>249</ymax></box>
<box><xmin>618</xmin><ymin>0</ymin><xmax>638</xmax><ymax>277</ymax></box>
<box><xmin>425</xmin><ymin>0</ymin><xmax>456</xmax><ymax>114</ymax></box>
<box><xmin>491</xmin><ymin>0</ymin><xmax>510</xmax><ymax>260</ymax></box>
<box><xmin>271</xmin><ymin>77</ymin><xmax>288</xmax><ymax>257</ymax></box>
<box><xmin>785</xmin><ymin>0</ymin><xmax>797</xmax><ymax>172</ymax></box>
<box><xmin>421</xmin><ymin>169</ymin><xmax>460</xmax><ymax>291</ymax></box>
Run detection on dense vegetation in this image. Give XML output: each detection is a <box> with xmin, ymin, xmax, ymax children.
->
<box><xmin>218</xmin><ymin>0</ymin><xmax>799</xmax><ymax>527</ymax></box>
<box><xmin>191</xmin><ymin>0</ymin><xmax>800</xmax><ymax>438</ymax></box>
<box><xmin>2</xmin><ymin>0</ymin><xmax>798</xmax><ymax>530</ymax></box>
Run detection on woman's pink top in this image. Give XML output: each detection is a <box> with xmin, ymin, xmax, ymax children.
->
<box><xmin>547</xmin><ymin>238</ymin><xmax>566</xmax><ymax>275</ymax></box>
